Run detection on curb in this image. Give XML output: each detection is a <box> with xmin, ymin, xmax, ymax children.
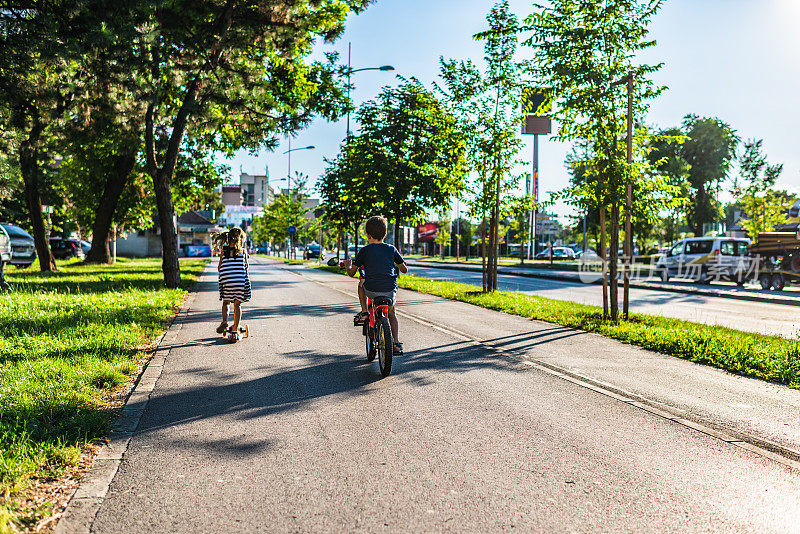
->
<box><xmin>406</xmin><ymin>260</ymin><xmax>800</xmax><ymax>307</ymax></box>
<box><xmin>53</xmin><ymin>274</ymin><xmax>204</xmax><ymax>534</ymax></box>
<box><xmin>290</xmin><ymin>264</ymin><xmax>800</xmax><ymax>472</ymax></box>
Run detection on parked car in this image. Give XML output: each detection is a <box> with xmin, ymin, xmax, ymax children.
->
<box><xmin>304</xmin><ymin>244</ymin><xmax>324</xmax><ymax>260</ymax></box>
<box><xmin>576</xmin><ymin>248</ymin><xmax>600</xmax><ymax>260</ymax></box>
<box><xmin>1</xmin><ymin>224</ymin><xmax>36</xmax><ymax>268</ymax></box>
<box><xmin>0</xmin><ymin>226</ymin><xmax>11</xmax><ymax>283</ymax></box>
<box><xmin>535</xmin><ymin>246</ymin><xmax>576</xmax><ymax>260</ymax></box>
<box><xmin>78</xmin><ymin>240</ymin><xmax>92</xmax><ymax>255</ymax></box>
<box><xmin>49</xmin><ymin>237</ymin><xmax>85</xmax><ymax>260</ymax></box>
<box><xmin>655</xmin><ymin>237</ymin><xmax>752</xmax><ymax>284</ymax></box>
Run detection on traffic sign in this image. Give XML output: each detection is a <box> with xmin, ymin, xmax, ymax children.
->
<box><xmin>287</xmin><ymin>225</ymin><xmax>297</xmax><ymax>235</ymax></box>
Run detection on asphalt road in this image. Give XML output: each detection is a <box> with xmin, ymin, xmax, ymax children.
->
<box><xmin>90</xmin><ymin>262</ymin><xmax>800</xmax><ymax>533</ymax></box>
<box><xmin>410</xmin><ymin>265</ymin><xmax>800</xmax><ymax>338</ymax></box>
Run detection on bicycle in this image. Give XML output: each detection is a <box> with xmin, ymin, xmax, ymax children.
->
<box><xmin>362</xmin><ymin>295</ymin><xmax>394</xmax><ymax>377</ymax></box>
<box><xmin>333</xmin><ymin>258</ymin><xmax>394</xmax><ymax>377</ymax></box>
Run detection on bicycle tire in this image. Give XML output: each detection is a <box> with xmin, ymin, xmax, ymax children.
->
<box><xmin>377</xmin><ymin>314</ymin><xmax>393</xmax><ymax>377</ymax></box>
<box><xmin>365</xmin><ymin>324</ymin><xmax>376</xmax><ymax>362</ymax></box>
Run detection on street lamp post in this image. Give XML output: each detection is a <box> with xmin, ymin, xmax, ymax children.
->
<box><xmin>282</xmin><ymin>142</ymin><xmax>315</xmax><ymax>258</ymax></box>
<box><xmin>345</xmin><ymin>42</ymin><xmax>395</xmax><ymax>139</ymax></box>
<box><xmin>343</xmin><ymin>44</ymin><xmax>394</xmax><ymax>255</ymax></box>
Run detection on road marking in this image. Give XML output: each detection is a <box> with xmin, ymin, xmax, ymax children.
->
<box><xmin>278</xmin><ymin>262</ymin><xmax>800</xmax><ymax>472</ymax></box>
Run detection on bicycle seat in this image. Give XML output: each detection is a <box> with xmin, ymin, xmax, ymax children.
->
<box><xmin>372</xmin><ymin>296</ymin><xmax>393</xmax><ymax>307</ymax></box>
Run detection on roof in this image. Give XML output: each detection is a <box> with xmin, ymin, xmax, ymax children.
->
<box><xmin>177</xmin><ymin>211</ymin><xmax>213</xmax><ymax>226</ymax></box>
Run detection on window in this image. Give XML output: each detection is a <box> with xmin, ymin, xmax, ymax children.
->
<box><xmin>736</xmin><ymin>242</ymin><xmax>749</xmax><ymax>256</ymax></box>
<box><xmin>685</xmin><ymin>240</ymin><xmax>713</xmax><ymax>254</ymax></box>
<box><xmin>669</xmin><ymin>242</ymin><xmax>683</xmax><ymax>256</ymax></box>
<box><xmin>720</xmin><ymin>241</ymin><xmax>735</xmax><ymax>256</ymax></box>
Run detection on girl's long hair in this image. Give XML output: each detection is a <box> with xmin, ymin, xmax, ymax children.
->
<box><xmin>212</xmin><ymin>232</ymin><xmax>228</xmax><ymax>255</ymax></box>
<box><xmin>227</xmin><ymin>227</ymin><xmax>246</xmax><ymax>255</ymax></box>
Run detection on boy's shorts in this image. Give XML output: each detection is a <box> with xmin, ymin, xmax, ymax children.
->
<box><xmin>364</xmin><ymin>288</ymin><xmax>397</xmax><ymax>305</ymax></box>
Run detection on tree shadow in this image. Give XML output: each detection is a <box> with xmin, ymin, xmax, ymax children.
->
<box><xmin>132</xmin><ymin>334</ymin><xmax>541</xmax><ymax>457</ymax></box>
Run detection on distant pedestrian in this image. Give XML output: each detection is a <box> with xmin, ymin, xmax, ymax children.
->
<box><xmin>216</xmin><ymin>227</ymin><xmax>251</xmax><ymax>335</ymax></box>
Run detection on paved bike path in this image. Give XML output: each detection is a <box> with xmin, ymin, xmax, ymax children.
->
<box><xmin>71</xmin><ymin>260</ymin><xmax>800</xmax><ymax>532</ymax></box>
<box><xmin>298</xmin><ymin>262</ymin><xmax>800</xmax><ymax>458</ymax></box>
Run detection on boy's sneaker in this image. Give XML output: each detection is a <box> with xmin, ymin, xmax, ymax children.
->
<box><xmin>216</xmin><ymin>323</ymin><xmax>228</xmax><ymax>334</ymax></box>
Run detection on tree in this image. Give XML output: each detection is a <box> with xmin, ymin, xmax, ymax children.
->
<box><xmin>440</xmin><ymin>0</ymin><xmax>526</xmax><ymax>291</ymax></box>
<box><xmin>323</xmin><ymin>80</ymin><xmax>467</xmax><ymax>250</ymax></box>
<box><xmin>680</xmin><ymin>115</ymin><xmax>739</xmax><ymax>236</ymax></box>
<box><xmin>647</xmin><ymin>127</ymin><xmax>691</xmax><ymax>243</ymax></box>
<box><xmin>317</xmin><ymin>146</ymin><xmax>372</xmax><ymax>258</ymax></box>
<box><xmin>524</xmin><ymin>0</ymin><xmax>666</xmax><ymax>319</ymax></box>
<box><xmin>134</xmin><ymin>0</ymin><xmax>367</xmax><ymax>287</ymax></box>
<box><xmin>434</xmin><ymin>211</ymin><xmax>451</xmax><ymax>258</ymax></box>
<box><xmin>251</xmin><ymin>179</ymin><xmax>311</xmax><ymax>254</ymax></box>
<box><xmin>0</xmin><ymin>2</ymin><xmax>83</xmax><ymax>271</ymax></box>
<box><xmin>734</xmin><ymin>139</ymin><xmax>791</xmax><ymax>238</ymax></box>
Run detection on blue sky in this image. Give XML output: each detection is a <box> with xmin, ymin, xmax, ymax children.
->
<box><xmin>221</xmin><ymin>0</ymin><xmax>800</xmax><ymax>221</ymax></box>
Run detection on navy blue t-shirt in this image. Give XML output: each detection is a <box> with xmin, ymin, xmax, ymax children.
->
<box><xmin>353</xmin><ymin>242</ymin><xmax>404</xmax><ymax>292</ymax></box>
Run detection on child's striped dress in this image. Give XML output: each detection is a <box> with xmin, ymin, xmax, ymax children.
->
<box><xmin>219</xmin><ymin>247</ymin><xmax>251</xmax><ymax>302</ymax></box>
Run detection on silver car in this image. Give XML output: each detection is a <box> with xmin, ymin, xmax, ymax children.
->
<box><xmin>656</xmin><ymin>237</ymin><xmax>753</xmax><ymax>284</ymax></box>
<box><xmin>1</xmin><ymin>224</ymin><xmax>37</xmax><ymax>268</ymax></box>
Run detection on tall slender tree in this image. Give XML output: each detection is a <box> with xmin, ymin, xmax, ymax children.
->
<box><xmin>440</xmin><ymin>0</ymin><xmax>525</xmax><ymax>292</ymax></box>
<box><xmin>524</xmin><ymin>0</ymin><xmax>666</xmax><ymax>319</ymax></box>
<box><xmin>135</xmin><ymin>0</ymin><xmax>368</xmax><ymax>287</ymax></box>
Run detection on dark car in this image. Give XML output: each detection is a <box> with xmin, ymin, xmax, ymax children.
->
<box><xmin>1</xmin><ymin>223</ymin><xmax>36</xmax><ymax>268</ymax></box>
<box><xmin>304</xmin><ymin>244</ymin><xmax>324</xmax><ymax>260</ymax></box>
<box><xmin>49</xmin><ymin>238</ymin><xmax>85</xmax><ymax>260</ymax></box>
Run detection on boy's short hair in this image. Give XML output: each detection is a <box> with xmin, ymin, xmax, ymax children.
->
<box><xmin>365</xmin><ymin>216</ymin><xmax>387</xmax><ymax>240</ymax></box>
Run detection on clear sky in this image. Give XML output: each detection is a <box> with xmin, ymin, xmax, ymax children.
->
<box><xmin>221</xmin><ymin>0</ymin><xmax>800</xmax><ymax>222</ymax></box>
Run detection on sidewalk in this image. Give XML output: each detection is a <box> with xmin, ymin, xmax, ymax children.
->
<box><xmin>56</xmin><ymin>260</ymin><xmax>800</xmax><ymax>532</ymax></box>
<box><xmin>298</xmin><ymin>263</ymin><xmax>800</xmax><ymax>461</ymax></box>
<box><xmin>405</xmin><ymin>259</ymin><xmax>800</xmax><ymax>307</ymax></box>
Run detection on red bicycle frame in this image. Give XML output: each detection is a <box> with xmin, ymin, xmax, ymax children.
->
<box><xmin>367</xmin><ymin>297</ymin><xmax>389</xmax><ymax>328</ymax></box>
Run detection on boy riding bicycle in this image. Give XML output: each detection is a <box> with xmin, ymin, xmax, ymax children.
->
<box><xmin>344</xmin><ymin>216</ymin><xmax>408</xmax><ymax>355</ymax></box>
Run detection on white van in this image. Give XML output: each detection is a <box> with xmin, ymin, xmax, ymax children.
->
<box><xmin>655</xmin><ymin>237</ymin><xmax>753</xmax><ymax>284</ymax></box>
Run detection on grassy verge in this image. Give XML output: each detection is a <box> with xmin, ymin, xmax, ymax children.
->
<box><xmin>256</xmin><ymin>254</ymin><xmax>310</xmax><ymax>266</ymax></box>
<box><xmin>0</xmin><ymin>258</ymin><xmax>207</xmax><ymax>532</ymax></box>
<box><xmin>313</xmin><ymin>265</ymin><xmax>800</xmax><ymax>387</ymax></box>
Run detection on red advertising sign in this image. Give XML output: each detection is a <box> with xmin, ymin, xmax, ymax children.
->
<box><xmin>416</xmin><ymin>222</ymin><xmax>440</xmax><ymax>242</ymax></box>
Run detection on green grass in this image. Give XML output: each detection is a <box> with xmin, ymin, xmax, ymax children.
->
<box><xmin>313</xmin><ymin>265</ymin><xmax>800</xmax><ymax>387</ymax></box>
<box><xmin>0</xmin><ymin>258</ymin><xmax>207</xmax><ymax>532</ymax></box>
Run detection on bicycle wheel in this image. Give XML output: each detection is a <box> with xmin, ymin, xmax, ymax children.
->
<box><xmin>365</xmin><ymin>323</ymin><xmax>376</xmax><ymax>362</ymax></box>
<box><xmin>376</xmin><ymin>314</ymin><xmax>393</xmax><ymax>377</ymax></box>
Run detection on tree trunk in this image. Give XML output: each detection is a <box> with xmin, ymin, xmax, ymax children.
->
<box><xmin>19</xmin><ymin>129</ymin><xmax>56</xmax><ymax>272</ymax></box>
<box><xmin>153</xmin><ymin>173</ymin><xmax>180</xmax><ymax>288</ymax></box>
<box><xmin>85</xmin><ymin>148</ymin><xmax>137</xmax><ymax>264</ymax></box>
<box><xmin>394</xmin><ymin>217</ymin><xmax>401</xmax><ymax>252</ymax></box>
<box><xmin>599</xmin><ymin>207</ymin><xmax>608</xmax><ymax>319</ymax></box>
<box><xmin>609</xmin><ymin>202</ymin><xmax>620</xmax><ymax>321</ymax></box>
<box><xmin>481</xmin><ymin>216</ymin><xmax>487</xmax><ymax>292</ymax></box>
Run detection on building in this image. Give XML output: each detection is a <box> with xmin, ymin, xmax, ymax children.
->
<box><xmin>221</xmin><ymin>185</ymin><xmax>244</xmax><ymax>206</ymax></box>
<box><xmin>239</xmin><ymin>171</ymin><xmax>275</xmax><ymax>207</ymax></box>
<box><xmin>116</xmin><ymin>211</ymin><xmax>224</xmax><ymax>257</ymax></box>
<box><xmin>220</xmin><ymin>205</ymin><xmax>263</xmax><ymax>231</ymax></box>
